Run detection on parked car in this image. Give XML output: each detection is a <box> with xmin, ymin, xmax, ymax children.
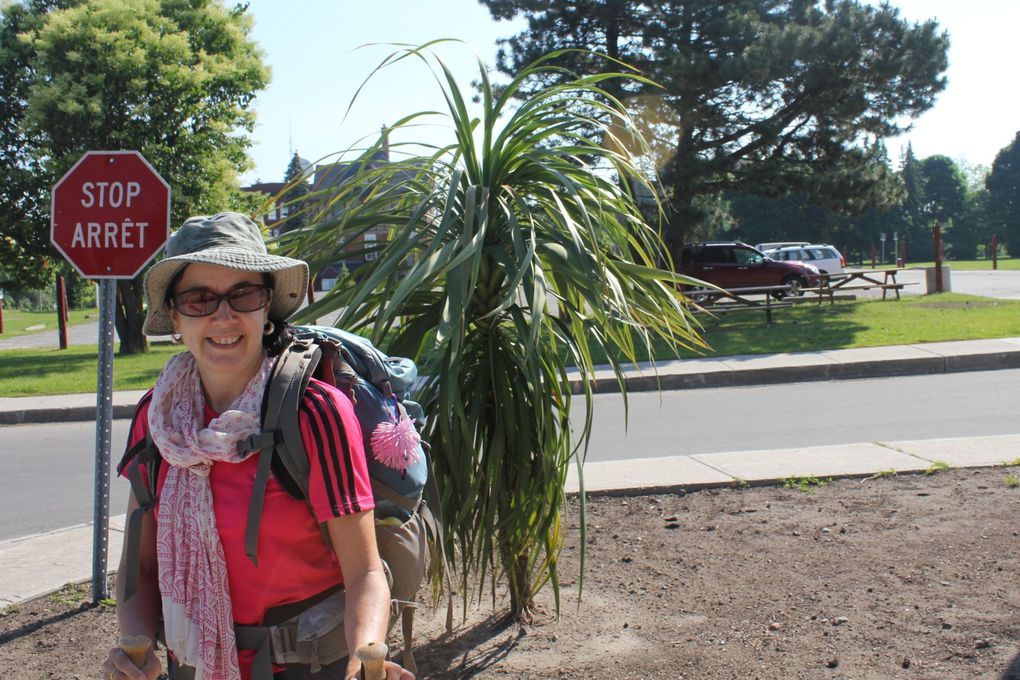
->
<box><xmin>763</xmin><ymin>244</ymin><xmax>847</xmax><ymax>278</ymax></box>
<box><xmin>677</xmin><ymin>242</ymin><xmax>820</xmax><ymax>298</ymax></box>
<box><xmin>754</xmin><ymin>240</ymin><xmax>810</xmax><ymax>253</ymax></box>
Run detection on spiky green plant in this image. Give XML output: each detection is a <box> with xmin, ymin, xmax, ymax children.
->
<box><xmin>275</xmin><ymin>45</ymin><xmax>704</xmax><ymax>619</ymax></box>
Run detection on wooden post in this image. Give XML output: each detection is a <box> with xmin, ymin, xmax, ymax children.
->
<box><xmin>870</xmin><ymin>243</ymin><xmax>877</xmax><ymax>269</ymax></box>
<box><xmin>307</xmin><ymin>279</ymin><xmax>315</xmax><ymax>305</ymax></box>
<box><xmin>56</xmin><ymin>274</ymin><xmax>69</xmax><ymax>350</ymax></box>
<box><xmin>933</xmin><ymin>222</ymin><xmax>944</xmax><ymax>293</ymax></box>
<box><xmin>0</xmin><ymin>293</ymin><xmax>4</xmax><ymax>334</ymax></box>
<box><xmin>991</xmin><ymin>233</ymin><xmax>998</xmax><ymax>270</ymax></box>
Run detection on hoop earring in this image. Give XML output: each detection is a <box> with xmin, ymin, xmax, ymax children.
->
<box><xmin>172</xmin><ymin>331</ymin><xmax>182</xmax><ymax>342</ymax></box>
<box><xmin>263</xmin><ymin>321</ymin><xmax>275</xmax><ymax>336</ymax></box>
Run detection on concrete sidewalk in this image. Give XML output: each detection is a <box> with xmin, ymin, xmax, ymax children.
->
<box><xmin>3</xmin><ymin>337</ymin><xmax>1020</xmax><ymax>608</ymax></box>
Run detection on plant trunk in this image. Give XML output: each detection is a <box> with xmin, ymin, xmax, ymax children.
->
<box><xmin>116</xmin><ymin>277</ymin><xmax>148</xmax><ymax>355</ymax></box>
<box><xmin>508</xmin><ymin>552</ymin><xmax>533</xmax><ymax>619</ymax></box>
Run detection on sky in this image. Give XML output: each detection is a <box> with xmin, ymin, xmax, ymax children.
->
<box><xmin>241</xmin><ymin>0</ymin><xmax>1020</xmax><ymax>184</ymax></box>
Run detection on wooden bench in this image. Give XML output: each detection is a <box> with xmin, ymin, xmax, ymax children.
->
<box><xmin>683</xmin><ymin>285</ymin><xmax>794</xmax><ymax>326</ymax></box>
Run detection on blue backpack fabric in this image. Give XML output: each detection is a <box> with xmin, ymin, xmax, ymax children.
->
<box><xmin>292</xmin><ymin>326</ymin><xmax>428</xmax><ymax>522</ymax></box>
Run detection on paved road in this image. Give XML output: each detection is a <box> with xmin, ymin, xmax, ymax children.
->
<box><xmin>574</xmin><ymin>368</ymin><xmax>1020</xmax><ymax>463</ymax></box>
<box><xmin>4</xmin><ymin>369</ymin><xmax>1020</xmax><ymax>542</ymax></box>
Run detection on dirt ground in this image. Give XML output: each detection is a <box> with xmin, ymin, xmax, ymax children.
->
<box><xmin>2</xmin><ymin>467</ymin><xmax>1018</xmax><ymax>679</ymax></box>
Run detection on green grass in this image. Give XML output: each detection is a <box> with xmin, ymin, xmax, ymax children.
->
<box><xmin>925</xmin><ymin>461</ymin><xmax>953</xmax><ymax>475</ymax></box>
<box><xmin>0</xmin><ymin>307</ymin><xmax>99</xmax><ymax>338</ymax></box>
<box><xmin>603</xmin><ymin>293</ymin><xmax>1020</xmax><ymax>363</ymax></box>
<box><xmin>904</xmin><ymin>258</ymin><xmax>1020</xmax><ymax>271</ymax></box>
<box><xmin>783</xmin><ymin>475</ymin><xmax>831</xmax><ymax>493</ymax></box>
<box><xmin>0</xmin><ymin>343</ymin><xmax>181</xmax><ymax>396</ymax></box>
<box><xmin>3</xmin><ymin>292</ymin><xmax>1020</xmax><ymax>397</ymax></box>
<box><xmin>1005</xmin><ymin>475</ymin><xmax>1019</xmax><ymax>489</ymax></box>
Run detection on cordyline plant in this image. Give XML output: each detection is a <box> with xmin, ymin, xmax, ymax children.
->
<box><xmin>275</xmin><ymin>45</ymin><xmax>704</xmax><ymax>619</ymax></box>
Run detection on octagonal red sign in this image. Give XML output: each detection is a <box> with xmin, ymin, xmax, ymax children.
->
<box><xmin>51</xmin><ymin>151</ymin><xmax>171</xmax><ymax>279</ymax></box>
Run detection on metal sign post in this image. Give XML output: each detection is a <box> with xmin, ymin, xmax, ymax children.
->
<box><xmin>92</xmin><ymin>279</ymin><xmax>117</xmax><ymax>599</ymax></box>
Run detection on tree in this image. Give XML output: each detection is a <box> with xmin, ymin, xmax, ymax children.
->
<box><xmin>1</xmin><ymin>0</ymin><xmax>268</xmax><ymax>353</ymax></box>
<box><xmin>987</xmin><ymin>132</ymin><xmax>1020</xmax><ymax>254</ymax></box>
<box><xmin>917</xmin><ymin>155</ymin><xmax>967</xmax><ymax>258</ymax></box>
<box><xmin>278</xmin><ymin>47</ymin><xmax>703</xmax><ymax>619</ymax></box>
<box><xmin>279</xmin><ymin>152</ymin><xmax>312</xmax><ymax>233</ymax></box>
<box><xmin>896</xmin><ymin>143</ymin><xmax>931</xmax><ymax>260</ymax></box>
<box><xmin>0</xmin><ymin>1</ymin><xmax>56</xmax><ymax>292</ymax></box>
<box><xmin>481</xmin><ymin>0</ymin><xmax>949</xmax><ymax>254</ymax></box>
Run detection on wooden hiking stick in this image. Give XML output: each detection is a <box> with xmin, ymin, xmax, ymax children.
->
<box><xmin>356</xmin><ymin>641</ymin><xmax>389</xmax><ymax>680</ymax></box>
<box><xmin>119</xmin><ymin>635</ymin><xmax>151</xmax><ymax>668</ymax></box>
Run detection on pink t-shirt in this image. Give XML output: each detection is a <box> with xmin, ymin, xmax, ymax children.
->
<box><xmin>122</xmin><ymin>378</ymin><xmax>374</xmax><ymax>677</ymax></box>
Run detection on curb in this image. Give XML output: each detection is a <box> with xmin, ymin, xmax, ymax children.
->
<box><xmin>0</xmin><ymin>404</ymin><xmax>138</xmax><ymax>426</ymax></box>
<box><xmin>3</xmin><ymin>348</ymin><xmax>1020</xmax><ymax>425</ymax></box>
<box><xmin>569</xmin><ymin>350</ymin><xmax>1020</xmax><ymax>395</ymax></box>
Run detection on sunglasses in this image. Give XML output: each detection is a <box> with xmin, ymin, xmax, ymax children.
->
<box><xmin>171</xmin><ymin>284</ymin><xmax>272</xmax><ymax>317</ymax></box>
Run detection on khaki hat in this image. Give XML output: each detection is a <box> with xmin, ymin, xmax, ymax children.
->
<box><xmin>142</xmin><ymin>212</ymin><xmax>308</xmax><ymax>335</ymax></box>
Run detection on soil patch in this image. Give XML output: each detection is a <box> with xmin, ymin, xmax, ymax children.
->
<box><xmin>2</xmin><ymin>468</ymin><xmax>1018</xmax><ymax>679</ymax></box>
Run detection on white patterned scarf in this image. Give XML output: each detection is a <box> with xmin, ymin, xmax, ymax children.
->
<box><xmin>147</xmin><ymin>351</ymin><xmax>274</xmax><ymax>680</ymax></box>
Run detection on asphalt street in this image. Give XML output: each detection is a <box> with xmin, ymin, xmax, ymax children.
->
<box><xmin>4</xmin><ymin>367</ymin><xmax>1019</xmax><ymax>541</ymax></box>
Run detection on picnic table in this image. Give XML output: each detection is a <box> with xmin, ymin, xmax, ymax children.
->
<box><xmin>683</xmin><ymin>284</ymin><xmax>793</xmax><ymax>325</ymax></box>
<box><xmin>807</xmin><ymin>268</ymin><xmax>916</xmax><ymax>304</ymax></box>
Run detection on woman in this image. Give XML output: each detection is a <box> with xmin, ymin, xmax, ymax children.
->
<box><xmin>102</xmin><ymin>212</ymin><xmax>413</xmax><ymax>680</ymax></box>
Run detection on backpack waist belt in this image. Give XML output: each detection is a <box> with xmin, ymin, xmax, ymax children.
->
<box><xmin>234</xmin><ymin>583</ymin><xmax>346</xmax><ymax>680</ymax></box>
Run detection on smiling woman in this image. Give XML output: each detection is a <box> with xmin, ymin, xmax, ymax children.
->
<box><xmin>102</xmin><ymin>212</ymin><xmax>414</xmax><ymax>680</ymax></box>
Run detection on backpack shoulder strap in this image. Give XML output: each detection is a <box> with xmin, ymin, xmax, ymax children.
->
<box><xmin>237</xmin><ymin>340</ymin><xmax>321</xmax><ymax>565</ymax></box>
<box><xmin>119</xmin><ymin>393</ymin><xmax>162</xmax><ymax>602</ymax></box>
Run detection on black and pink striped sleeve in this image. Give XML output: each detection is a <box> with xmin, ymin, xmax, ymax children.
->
<box><xmin>300</xmin><ymin>379</ymin><xmax>374</xmax><ymax>520</ymax></box>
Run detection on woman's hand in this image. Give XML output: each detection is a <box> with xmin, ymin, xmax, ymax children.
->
<box><xmin>101</xmin><ymin>646</ymin><xmax>162</xmax><ymax>680</ymax></box>
<box><xmin>345</xmin><ymin>659</ymin><xmax>415</xmax><ymax>680</ymax></box>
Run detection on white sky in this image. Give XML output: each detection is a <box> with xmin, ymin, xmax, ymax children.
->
<box><xmin>242</xmin><ymin>0</ymin><xmax>1020</xmax><ymax>183</ymax></box>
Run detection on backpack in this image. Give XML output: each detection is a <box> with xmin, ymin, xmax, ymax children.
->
<box><xmin>118</xmin><ymin>325</ymin><xmax>449</xmax><ymax>677</ymax></box>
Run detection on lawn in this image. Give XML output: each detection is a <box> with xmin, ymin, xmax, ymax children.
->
<box><xmin>0</xmin><ymin>307</ymin><xmax>99</xmax><ymax>338</ymax></box>
<box><xmin>582</xmin><ymin>292</ymin><xmax>1020</xmax><ymax>364</ymax></box>
<box><xmin>901</xmin><ymin>258</ymin><xmax>1020</xmax><ymax>271</ymax></box>
<box><xmin>0</xmin><ymin>342</ymin><xmax>181</xmax><ymax>397</ymax></box>
<box><xmin>1</xmin><ymin>293</ymin><xmax>1019</xmax><ymax>397</ymax></box>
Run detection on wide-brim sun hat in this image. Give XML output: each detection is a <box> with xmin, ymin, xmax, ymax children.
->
<box><xmin>142</xmin><ymin>211</ymin><xmax>309</xmax><ymax>336</ymax></box>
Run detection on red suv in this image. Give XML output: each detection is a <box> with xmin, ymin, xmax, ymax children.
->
<box><xmin>677</xmin><ymin>242</ymin><xmax>820</xmax><ymax>297</ymax></box>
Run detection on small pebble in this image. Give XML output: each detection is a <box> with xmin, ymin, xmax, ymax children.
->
<box><xmin>976</xmin><ymin>640</ymin><xmax>992</xmax><ymax>649</ymax></box>
<box><xmin>901</xmin><ymin>658</ymin><xmax>911</xmax><ymax>669</ymax></box>
<box><xmin>825</xmin><ymin>657</ymin><xmax>839</xmax><ymax>668</ymax></box>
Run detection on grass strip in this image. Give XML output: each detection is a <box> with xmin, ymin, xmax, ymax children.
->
<box><xmin>0</xmin><ymin>308</ymin><xmax>99</xmax><ymax>338</ymax></box>
<box><xmin>2</xmin><ymin>293</ymin><xmax>1019</xmax><ymax>397</ymax></box>
<box><xmin>0</xmin><ymin>343</ymin><xmax>181</xmax><ymax>396</ymax></box>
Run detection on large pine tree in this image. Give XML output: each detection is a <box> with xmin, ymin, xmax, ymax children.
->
<box><xmin>481</xmin><ymin>0</ymin><xmax>949</xmax><ymax>253</ymax></box>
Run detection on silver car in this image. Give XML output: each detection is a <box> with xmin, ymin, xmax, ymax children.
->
<box><xmin>764</xmin><ymin>244</ymin><xmax>847</xmax><ymax>278</ymax></box>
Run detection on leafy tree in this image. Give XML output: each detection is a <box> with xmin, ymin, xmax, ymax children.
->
<box><xmin>278</xmin><ymin>47</ymin><xmax>703</xmax><ymax>619</ymax></box>
<box><xmin>987</xmin><ymin>132</ymin><xmax>1020</xmax><ymax>254</ymax></box>
<box><xmin>917</xmin><ymin>155</ymin><xmax>967</xmax><ymax>259</ymax></box>
<box><xmin>481</xmin><ymin>0</ymin><xmax>949</xmax><ymax>254</ymax></box>
<box><xmin>0</xmin><ymin>1</ymin><xmax>56</xmax><ymax>292</ymax></box>
<box><xmin>1</xmin><ymin>0</ymin><xmax>268</xmax><ymax>353</ymax></box>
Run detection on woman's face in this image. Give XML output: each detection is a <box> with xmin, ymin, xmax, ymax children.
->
<box><xmin>169</xmin><ymin>263</ymin><xmax>271</xmax><ymax>383</ymax></box>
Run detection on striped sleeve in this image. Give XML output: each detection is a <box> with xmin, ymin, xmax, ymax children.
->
<box><xmin>116</xmin><ymin>389</ymin><xmax>154</xmax><ymax>482</ymax></box>
<box><xmin>300</xmin><ymin>379</ymin><xmax>375</xmax><ymax>521</ymax></box>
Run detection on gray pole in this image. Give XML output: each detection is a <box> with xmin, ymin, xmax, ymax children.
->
<box><xmin>92</xmin><ymin>279</ymin><xmax>116</xmax><ymax>601</ymax></box>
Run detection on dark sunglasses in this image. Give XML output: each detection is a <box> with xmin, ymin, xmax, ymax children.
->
<box><xmin>171</xmin><ymin>284</ymin><xmax>272</xmax><ymax>317</ymax></box>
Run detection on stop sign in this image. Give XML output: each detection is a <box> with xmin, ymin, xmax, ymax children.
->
<box><xmin>51</xmin><ymin>150</ymin><xmax>171</xmax><ymax>279</ymax></box>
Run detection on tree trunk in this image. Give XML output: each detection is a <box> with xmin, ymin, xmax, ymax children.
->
<box><xmin>116</xmin><ymin>277</ymin><xmax>148</xmax><ymax>355</ymax></box>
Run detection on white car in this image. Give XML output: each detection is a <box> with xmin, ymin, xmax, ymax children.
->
<box><xmin>764</xmin><ymin>244</ymin><xmax>847</xmax><ymax>278</ymax></box>
<box><xmin>755</xmin><ymin>241</ymin><xmax>810</xmax><ymax>252</ymax></box>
